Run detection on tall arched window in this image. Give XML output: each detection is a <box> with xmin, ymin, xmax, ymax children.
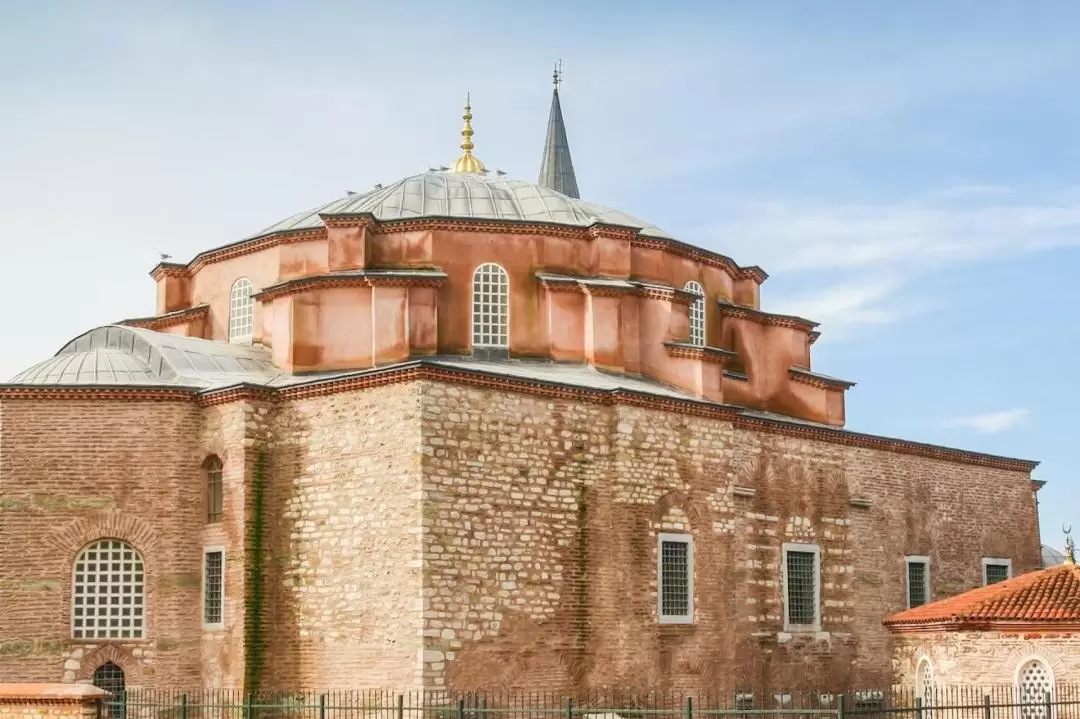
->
<box><xmin>471</xmin><ymin>263</ymin><xmax>510</xmax><ymax>351</ymax></box>
<box><xmin>1017</xmin><ymin>658</ymin><xmax>1054</xmax><ymax>719</ymax></box>
<box><xmin>73</xmin><ymin>539</ymin><xmax>145</xmax><ymax>639</ymax></box>
<box><xmin>204</xmin><ymin>455</ymin><xmax>223</xmax><ymax>523</ymax></box>
<box><xmin>92</xmin><ymin>662</ymin><xmax>126</xmax><ymax>719</ymax></box>
<box><xmin>916</xmin><ymin>658</ymin><xmax>934</xmax><ymax>708</ymax></box>
<box><xmin>228</xmin><ymin>277</ymin><xmax>254</xmax><ymax>344</ymax></box>
<box><xmin>684</xmin><ymin>281</ymin><xmax>706</xmax><ymax>347</ymax></box>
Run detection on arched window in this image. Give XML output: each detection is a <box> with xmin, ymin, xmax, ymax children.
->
<box><xmin>228</xmin><ymin>277</ymin><xmax>254</xmax><ymax>344</ymax></box>
<box><xmin>73</xmin><ymin>539</ymin><xmax>145</xmax><ymax>639</ymax></box>
<box><xmin>204</xmin><ymin>455</ymin><xmax>223</xmax><ymax>523</ymax></box>
<box><xmin>471</xmin><ymin>263</ymin><xmax>510</xmax><ymax>351</ymax></box>
<box><xmin>684</xmin><ymin>281</ymin><xmax>705</xmax><ymax>347</ymax></box>
<box><xmin>1017</xmin><ymin>658</ymin><xmax>1054</xmax><ymax>719</ymax></box>
<box><xmin>916</xmin><ymin>658</ymin><xmax>934</xmax><ymax>708</ymax></box>
<box><xmin>92</xmin><ymin>662</ymin><xmax>126</xmax><ymax>719</ymax></box>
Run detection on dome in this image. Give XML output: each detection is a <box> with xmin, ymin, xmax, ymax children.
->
<box><xmin>247</xmin><ymin>172</ymin><xmax>670</xmax><ymax>241</ymax></box>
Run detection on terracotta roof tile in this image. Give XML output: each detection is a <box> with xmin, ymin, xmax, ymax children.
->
<box><xmin>884</xmin><ymin>564</ymin><xmax>1080</xmax><ymax>628</ymax></box>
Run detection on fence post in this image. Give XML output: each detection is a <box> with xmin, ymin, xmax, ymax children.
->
<box><xmin>1045</xmin><ymin>691</ymin><xmax>1052</xmax><ymax>719</ymax></box>
<box><xmin>837</xmin><ymin>694</ymin><xmax>846</xmax><ymax>719</ymax></box>
<box><xmin>685</xmin><ymin>696</ymin><xmax>693</xmax><ymax>719</ymax></box>
<box><xmin>984</xmin><ymin>695</ymin><xmax>991</xmax><ymax>719</ymax></box>
<box><xmin>245</xmin><ymin>692</ymin><xmax>254</xmax><ymax>719</ymax></box>
<box><xmin>397</xmin><ymin>695</ymin><xmax>405</xmax><ymax>719</ymax></box>
<box><xmin>458</xmin><ymin>698</ymin><xmax>466</xmax><ymax>719</ymax></box>
<box><xmin>915</xmin><ymin>696</ymin><xmax>923</xmax><ymax>719</ymax></box>
<box><xmin>319</xmin><ymin>694</ymin><xmax>326</xmax><ymax>719</ymax></box>
<box><xmin>96</xmin><ymin>698</ymin><xmax>103</xmax><ymax>719</ymax></box>
<box><xmin>181</xmin><ymin>694</ymin><xmax>189</xmax><ymax>719</ymax></box>
<box><xmin>566</xmin><ymin>698</ymin><xmax>574</xmax><ymax>719</ymax></box>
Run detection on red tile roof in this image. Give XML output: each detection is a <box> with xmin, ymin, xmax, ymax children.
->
<box><xmin>884</xmin><ymin>563</ymin><xmax>1080</xmax><ymax>630</ymax></box>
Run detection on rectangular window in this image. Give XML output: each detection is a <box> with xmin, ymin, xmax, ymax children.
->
<box><xmin>906</xmin><ymin>556</ymin><xmax>930</xmax><ymax>608</ymax></box>
<box><xmin>657</xmin><ymin>533</ymin><xmax>693</xmax><ymax>624</ymax></box>
<box><xmin>983</xmin><ymin>557</ymin><xmax>1012</xmax><ymax>585</ymax></box>
<box><xmin>203</xmin><ymin>548</ymin><xmax>225</xmax><ymax>628</ymax></box>
<box><xmin>783</xmin><ymin>542</ymin><xmax>821</xmax><ymax>631</ymax></box>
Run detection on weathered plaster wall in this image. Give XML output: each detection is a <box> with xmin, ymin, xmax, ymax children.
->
<box><xmin>417</xmin><ymin>380</ymin><xmax>1040</xmax><ymax>695</ymax></box>
<box><xmin>893</xmin><ymin>631</ymin><xmax>1080</xmax><ymax>687</ymax></box>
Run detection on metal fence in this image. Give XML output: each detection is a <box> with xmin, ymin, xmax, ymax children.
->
<box><xmin>98</xmin><ymin>686</ymin><xmax>1080</xmax><ymax>719</ymax></box>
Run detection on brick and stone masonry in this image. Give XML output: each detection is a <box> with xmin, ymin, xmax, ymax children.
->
<box><xmin>0</xmin><ymin>378</ymin><xmax>1041</xmax><ymax>695</ymax></box>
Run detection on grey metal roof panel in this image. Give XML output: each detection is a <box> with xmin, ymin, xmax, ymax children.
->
<box><xmin>8</xmin><ymin>325</ymin><xmax>287</xmax><ymax>389</ymax></box>
<box><xmin>247</xmin><ymin>172</ymin><xmax>670</xmax><ymax>241</ymax></box>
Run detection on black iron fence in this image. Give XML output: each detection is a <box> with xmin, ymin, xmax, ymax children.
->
<box><xmin>98</xmin><ymin>686</ymin><xmax>1080</xmax><ymax>719</ymax></box>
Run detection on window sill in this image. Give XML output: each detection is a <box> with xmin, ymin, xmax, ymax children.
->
<box><xmin>68</xmin><ymin>637</ymin><xmax>151</xmax><ymax>645</ymax></box>
<box><xmin>658</xmin><ymin>616</ymin><xmax>694</xmax><ymax>625</ymax></box>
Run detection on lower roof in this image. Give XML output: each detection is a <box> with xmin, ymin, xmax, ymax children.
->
<box><xmin>2</xmin><ymin>325</ymin><xmax>1040</xmax><ymax>473</ymax></box>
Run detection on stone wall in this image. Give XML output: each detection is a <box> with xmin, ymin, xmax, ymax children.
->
<box><xmin>263</xmin><ymin>382</ymin><xmax>425</xmax><ymax>690</ymax></box>
<box><xmin>417</xmin><ymin>380</ymin><xmax>1041</xmax><ymax>695</ymax></box>
<box><xmin>893</xmin><ymin>631</ymin><xmax>1080</xmax><ymax>687</ymax></box>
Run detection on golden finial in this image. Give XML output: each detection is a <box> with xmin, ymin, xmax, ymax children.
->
<box><xmin>1065</xmin><ymin>523</ymin><xmax>1075</xmax><ymax>565</ymax></box>
<box><xmin>450</xmin><ymin>92</ymin><xmax>486</xmax><ymax>174</ymax></box>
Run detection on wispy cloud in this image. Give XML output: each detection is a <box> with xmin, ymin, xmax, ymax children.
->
<box><xmin>942</xmin><ymin>408</ymin><xmax>1030</xmax><ymax>434</ymax></box>
<box><xmin>771</xmin><ymin>275</ymin><xmax>924</xmax><ymax>337</ymax></box>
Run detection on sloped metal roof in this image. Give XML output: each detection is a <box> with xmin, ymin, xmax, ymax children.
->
<box><xmin>8</xmin><ymin>325</ymin><xmax>286</xmax><ymax>389</ymax></box>
<box><xmin>538</xmin><ymin>88</ymin><xmax>580</xmax><ymax>199</ymax></box>
<box><xmin>246</xmin><ymin>172</ymin><xmax>669</xmax><ymax>240</ymax></box>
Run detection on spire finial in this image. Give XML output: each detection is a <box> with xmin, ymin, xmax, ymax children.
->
<box><xmin>553</xmin><ymin>59</ymin><xmax>562</xmax><ymax>89</ymax></box>
<box><xmin>451</xmin><ymin>92</ymin><xmax>486</xmax><ymax>174</ymax></box>
<box><xmin>1065</xmin><ymin>523</ymin><xmax>1075</xmax><ymax>565</ymax></box>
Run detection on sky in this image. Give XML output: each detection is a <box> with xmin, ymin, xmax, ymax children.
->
<box><xmin>1</xmin><ymin>1</ymin><xmax>1078</xmax><ymax>545</ymax></box>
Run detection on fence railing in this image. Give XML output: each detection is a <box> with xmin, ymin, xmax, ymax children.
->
<box><xmin>97</xmin><ymin>686</ymin><xmax>1080</xmax><ymax>719</ymax></box>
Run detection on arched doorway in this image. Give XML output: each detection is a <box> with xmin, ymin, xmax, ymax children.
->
<box><xmin>91</xmin><ymin>662</ymin><xmax>126</xmax><ymax>719</ymax></box>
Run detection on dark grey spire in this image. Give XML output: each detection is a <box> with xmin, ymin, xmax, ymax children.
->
<box><xmin>538</xmin><ymin>65</ymin><xmax>580</xmax><ymax>199</ymax></box>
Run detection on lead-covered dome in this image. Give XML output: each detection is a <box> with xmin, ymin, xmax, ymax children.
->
<box><xmin>248</xmin><ymin>172</ymin><xmax>670</xmax><ymax>240</ymax></box>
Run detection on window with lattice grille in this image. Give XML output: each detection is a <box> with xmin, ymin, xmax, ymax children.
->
<box><xmin>203</xmin><ymin>548</ymin><xmax>225</xmax><ymax>627</ymax></box>
<box><xmin>906</xmin><ymin>556</ymin><xmax>930</xmax><ymax>608</ymax></box>
<box><xmin>229</xmin><ymin>277</ymin><xmax>254</xmax><ymax>343</ymax></box>
<box><xmin>684</xmin><ymin>281</ymin><xmax>705</xmax><ymax>347</ymax></box>
<box><xmin>658</xmin><ymin>533</ymin><xmax>693</xmax><ymax>623</ymax></box>
<box><xmin>783</xmin><ymin>543</ymin><xmax>820</xmax><ymax>630</ymax></box>
<box><xmin>917</xmin><ymin>658</ymin><xmax>934</xmax><ymax>707</ymax></box>
<box><xmin>92</xmin><ymin>662</ymin><xmax>126</xmax><ymax>719</ymax></box>
<box><xmin>72</xmin><ymin>539</ymin><xmax>145</xmax><ymax>639</ymax></box>
<box><xmin>205</xmin><ymin>456</ymin><xmax>223</xmax><ymax>523</ymax></box>
<box><xmin>984</xmin><ymin>558</ymin><xmax>1012</xmax><ymax>585</ymax></box>
<box><xmin>1017</xmin><ymin>659</ymin><xmax>1053</xmax><ymax>719</ymax></box>
<box><xmin>471</xmin><ymin>263</ymin><xmax>510</xmax><ymax>351</ymax></box>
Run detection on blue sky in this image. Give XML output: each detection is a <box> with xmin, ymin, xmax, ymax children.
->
<box><xmin>1</xmin><ymin>1</ymin><xmax>1077</xmax><ymax>544</ymax></box>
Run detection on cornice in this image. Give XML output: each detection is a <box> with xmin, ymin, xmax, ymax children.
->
<box><xmin>665</xmin><ymin>342</ymin><xmax>738</xmax><ymax>364</ymax></box>
<box><xmin>885</xmin><ymin>620</ymin><xmax>1080</xmax><ymax>635</ymax></box>
<box><xmin>2</xmin><ymin>359</ymin><xmax>1039</xmax><ymax>473</ymax></box>
<box><xmin>630</xmin><ymin>236</ymin><xmax>769</xmax><ymax>284</ymax></box>
<box><xmin>254</xmin><ymin>270</ymin><xmax>448</xmax><ymax>302</ymax></box>
<box><xmin>120</xmin><ymin>304</ymin><xmax>210</xmax><ymax>331</ymax></box>
<box><xmin>535</xmin><ymin>272</ymin><xmax>637</xmax><ymax>297</ymax></box>
<box><xmin>789</xmin><ymin>367</ymin><xmax>856</xmax><ymax>391</ymax></box>
<box><xmin>148</xmin><ymin>228</ymin><xmax>328</xmax><ymax>279</ymax></box>
<box><xmin>0</xmin><ymin>386</ymin><xmax>196</xmax><ymax>402</ymax></box>
<box><xmin>718</xmin><ymin>301</ymin><xmax>819</xmax><ymax>332</ymax></box>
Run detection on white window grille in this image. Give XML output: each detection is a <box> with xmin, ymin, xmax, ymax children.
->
<box><xmin>782</xmin><ymin>542</ymin><xmax>821</xmax><ymax>631</ymax></box>
<box><xmin>228</xmin><ymin>277</ymin><xmax>254</xmax><ymax>343</ymax></box>
<box><xmin>906</xmin><ymin>556</ymin><xmax>931</xmax><ymax>608</ymax></box>
<box><xmin>916</xmin><ymin>658</ymin><xmax>934</xmax><ymax>708</ymax></box>
<box><xmin>657</xmin><ymin>533</ymin><xmax>693</xmax><ymax>624</ymax></box>
<box><xmin>72</xmin><ymin>539</ymin><xmax>145</xmax><ymax>639</ymax></box>
<box><xmin>983</xmin><ymin>557</ymin><xmax>1013</xmax><ymax>585</ymax></box>
<box><xmin>471</xmin><ymin>263</ymin><xmax>510</xmax><ymax>349</ymax></box>
<box><xmin>1017</xmin><ymin>658</ymin><xmax>1053</xmax><ymax>719</ymax></box>
<box><xmin>202</xmin><ymin>548</ymin><xmax>225</xmax><ymax>628</ymax></box>
<box><xmin>684</xmin><ymin>281</ymin><xmax>705</xmax><ymax>347</ymax></box>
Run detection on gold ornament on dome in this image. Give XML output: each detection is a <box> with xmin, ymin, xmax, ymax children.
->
<box><xmin>450</xmin><ymin>93</ymin><xmax>486</xmax><ymax>175</ymax></box>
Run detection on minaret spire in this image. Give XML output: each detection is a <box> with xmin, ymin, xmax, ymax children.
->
<box><xmin>538</xmin><ymin>61</ymin><xmax>580</xmax><ymax>198</ymax></box>
<box><xmin>451</xmin><ymin>93</ymin><xmax>486</xmax><ymax>174</ymax></box>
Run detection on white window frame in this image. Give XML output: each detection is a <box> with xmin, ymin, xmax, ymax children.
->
<box><xmin>916</xmin><ymin>657</ymin><xmax>935</xmax><ymax>707</ymax></box>
<box><xmin>983</xmin><ymin>557</ymin><xmax>1013</xmax><ymax>585</ymax></box>
<box><xmin>471</xmin><ymin>262</ymin><xmax>510</xmax><ymax>350</ymax></box>
<box><xmin>683</xmin><ymin>280</ymin><xmax>706</xmax><ymax>347</ymax></box>
<box><xmin>71</xmin><ymin>538</ymin><xmax>146</xmax><ymax>641</ymax></box>
<box><xmin>905</xmin><ymin>555</ymin><xmax>931</xmax><ymax>609</ymax></box>
<box><xmin>1014</xmin><ymin>655</ymin><xmax>1055</xmax><ymax>719</ymax></box>
<box><xmin>657</xmin><ymin>533</ymin><xmax>694</xmax><ymax>624</ymax></box>
<box><xmin>201</xmin><ymin>546</ymin><xmax>226</xmax><ymax>630</ymax></box>
<box><xmin>228</xmin><ymin>277</ymin><xmax>254</xmax><ymax>344</ymax></box>
<box><xmin>782</xmin><ymin>542</ymin><xmax>822</xmax><ymax>632</ymax></box>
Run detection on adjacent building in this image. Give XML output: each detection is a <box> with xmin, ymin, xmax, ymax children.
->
<box><xmin>0</xmin><ymin>77</ymin><xmax>1044</xmax><ymax>697</ymax></box>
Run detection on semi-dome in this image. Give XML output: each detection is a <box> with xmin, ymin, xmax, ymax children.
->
<box><xmin>248</xmin><ymin>171</ymin><xmax>671</xmax><ymax>241</ymax></box>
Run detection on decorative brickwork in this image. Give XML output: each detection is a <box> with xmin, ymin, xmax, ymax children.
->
<box><xmin>0</xmin><ymin>684</ymin><xmax>107</xmax><ymax>719</ymax></box>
